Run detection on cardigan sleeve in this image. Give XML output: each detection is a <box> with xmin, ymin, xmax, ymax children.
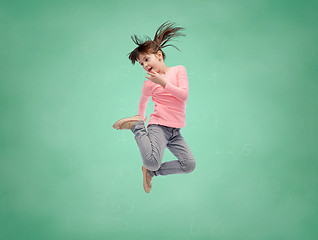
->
<box><xmin>138</xmin><ymin>94</ymin><xmax>150</xmax><ymax>120</ymax></box>
<box><xmin>164</xmin><ymin>65</ymin><xmax>189</xmax><ymax>102</ymax></box>
<box><xmin>138</xmin><ymin>81</ymin><xmax>151</xmax><ymax>120</ymax></box>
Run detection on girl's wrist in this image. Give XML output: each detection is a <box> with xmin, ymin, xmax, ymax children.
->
<box><xmin>161</xmin><ymin>78</ymin><xmax>167</xmax><ymax>88</ymax></box>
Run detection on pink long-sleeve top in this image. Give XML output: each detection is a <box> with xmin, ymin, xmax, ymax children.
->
<box><xmin>138</xmin><ymin>65</ymin><xmax>189</xmax><ymax>128</ymax></box>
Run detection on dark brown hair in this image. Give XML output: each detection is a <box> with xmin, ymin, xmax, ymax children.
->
<box><xmin>127</xmin><ymin>21</ymin><xmax>185</xmax><ymax>65</ymax></box>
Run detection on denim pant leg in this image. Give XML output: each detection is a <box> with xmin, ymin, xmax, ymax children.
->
<box><xmin>131</xmin><ymin>121</ymin><xmax>168</xmax><ymax>177</ymax></box>
<box><xmin>155</xmin><ymin>129</ymin><xmax>196</xmax><ymax>176</ymax></box>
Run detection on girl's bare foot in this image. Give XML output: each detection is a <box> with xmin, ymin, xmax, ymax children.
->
<box><xmin>112</xmin><ymin>115</ymin><xmax>143</xmax><ymax>130</ymax></box>
<box><xmin>142</xmin><ymin>165</ymin><xmax>152</xmax><ymax>193</ymax></box>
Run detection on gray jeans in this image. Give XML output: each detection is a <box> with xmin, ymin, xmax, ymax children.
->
<box><xmin>131</xmin><ymin>121</ymin><xmax>196</xmax><ymax>177</ymax></box>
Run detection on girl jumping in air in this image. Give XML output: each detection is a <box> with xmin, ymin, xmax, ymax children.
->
<box><xmin>113</xmin><ymin>21</ymin><xmax>196</xmax><ymax>193</ymax></box>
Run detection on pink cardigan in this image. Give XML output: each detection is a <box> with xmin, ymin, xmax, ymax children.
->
<box><xmin>138</xmin><ymin>65</ymin><xmax>189</xmax><ymax>128</ymax></box>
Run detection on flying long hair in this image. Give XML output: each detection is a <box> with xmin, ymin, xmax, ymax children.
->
<box><xmin>128</xmin><ymin>21</ymin><xmax>185</xmax><ymax>65</ymax></box>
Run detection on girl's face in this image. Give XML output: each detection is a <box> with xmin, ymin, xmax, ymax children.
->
<box><xmin>137</xmin><ymin>51</ymin><xmax>162</xmax><ymax>73</ymax></box>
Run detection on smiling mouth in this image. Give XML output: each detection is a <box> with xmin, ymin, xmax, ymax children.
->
<box><xmin>148</xmin><ymin>67</ymin><xmax>152</xmax><ymax>72</ymax></box>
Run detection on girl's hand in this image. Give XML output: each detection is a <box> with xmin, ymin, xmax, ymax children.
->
<box><xmin>146</xmin><ymin>70</ymin><xmax>166</xmax><ymax>88</ymax></box>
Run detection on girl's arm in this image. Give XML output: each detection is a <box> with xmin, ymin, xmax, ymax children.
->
<box><xmin>164</xmin><ymin>65</ymin><xmax>189</xmax><ymax>102</ymax></box>
<box><xmin>138</xmin><ymin>93</ymin><xmax>150</xmax><ymax>120</ymax></box>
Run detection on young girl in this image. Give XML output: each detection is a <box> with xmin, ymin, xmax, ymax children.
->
<box><xmin>113</xmin><ymin>21</ymin><xmax>196</xmax><ymax>193</ymax></box>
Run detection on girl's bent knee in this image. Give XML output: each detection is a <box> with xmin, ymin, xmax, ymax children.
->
<box><xmin>144</xmin><ymin>163</ymin><xmax>160</xmax><ymax>171</ymax></box>
<box><xmin>143</xmin><ymin>159</ymin><xmax>160</xmax><ymax>171</ymax></box>
<box><xmin>182</xmin><ymin>160</ymin><xmax>196</xmax><ymax>173</ymax></box>
<box><xmin>143</xmin><ymin>154</ymin><xmax>161</xmax><ymax>171</ymax></box>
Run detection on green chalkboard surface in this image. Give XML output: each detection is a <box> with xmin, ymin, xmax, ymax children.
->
<box><xmin>1</xmin><ymin>0</ymin><xmax>317</xmax><ymax>239</ymax></box>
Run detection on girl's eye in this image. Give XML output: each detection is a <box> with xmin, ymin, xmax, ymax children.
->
<box><xmin>140</xmin><ymin>58</ymin><xmax>148</xmax><ymax>66</ymax></box>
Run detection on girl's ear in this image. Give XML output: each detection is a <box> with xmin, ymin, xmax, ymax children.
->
<box><xmin>156</xmin><ymin>50</ymin><xmax>163</xmax><ymax>60</ymax></box>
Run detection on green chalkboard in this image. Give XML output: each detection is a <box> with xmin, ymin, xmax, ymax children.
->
<box><xmin>1</xmin><ymin>0</ymin><xmax>318</xmax><ymax>239</ymax></box>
